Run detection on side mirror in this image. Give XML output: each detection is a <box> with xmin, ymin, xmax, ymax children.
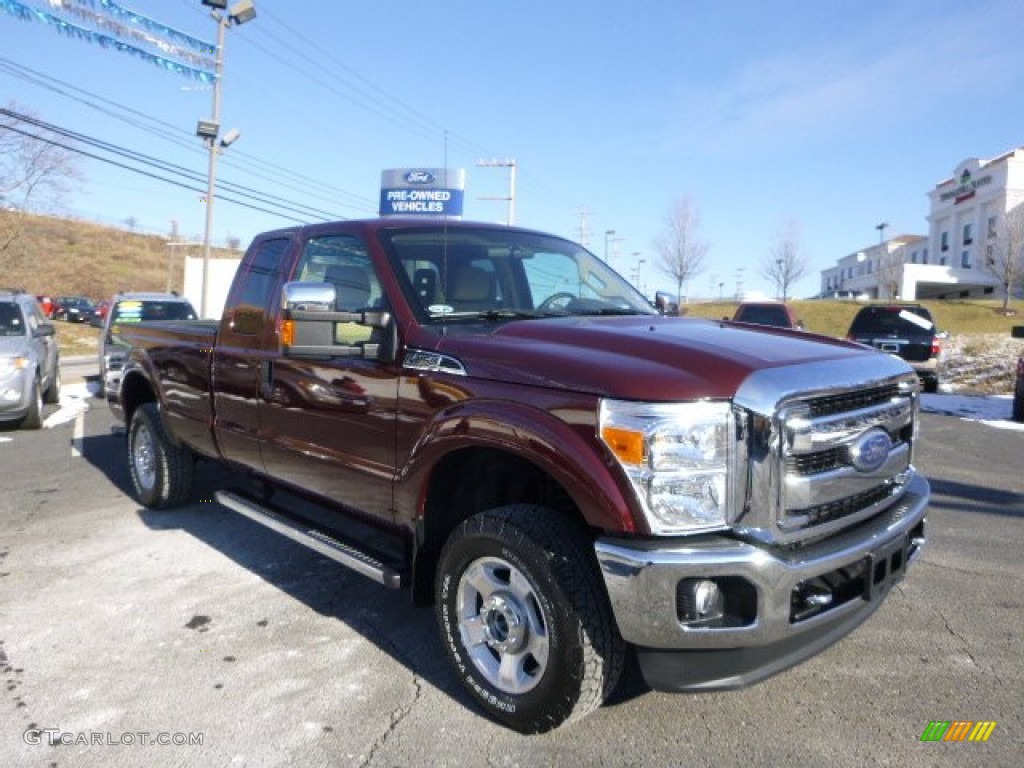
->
<box><xmin>280</xmin><ymin>281</ymin><xmax>392</xmax><ymax>360</ymax></box>
<box><xmin>654</xmin><ymin>291</ymin><xmax>678</xmax><ymax>316</ymax></box>
<box><xmin>34</xmin><ymin>324</ymin><xmax>56</xmax><ymax>338</ymax></box>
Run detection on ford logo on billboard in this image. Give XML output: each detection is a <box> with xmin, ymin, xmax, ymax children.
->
<box><xmin>848</xmin><ymin>428</ymin><xmax>892</xmax><ymax>473</ymax></box>
<box><xmin>405</xmin><ymin>171</ymin><xmax>436</xmax><ymax>184</ymax></box>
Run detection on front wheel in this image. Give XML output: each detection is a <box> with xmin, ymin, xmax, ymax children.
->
<box><xmin>43</xmin><ymin>363</ymin><xmax>61</xmax><ymax>405</ymax></box>
<box><xmin>128</xmin><ymin>403</ymin><xmax>194</xmax><ymax>508</ymax></box>
<box><xmin>436</xmin><ymin>505</ymin><xmax>624</xmax><ymax>733</ymax></box>
<box><xmin>1013</xmin><ymin>375</ymin><xmax>1024</xmax><ymax>423</ymax></box>
<box><xmin>21</xmin><ymin>376</ymin><xmax>43</xmax><ymax>430</ymax></box>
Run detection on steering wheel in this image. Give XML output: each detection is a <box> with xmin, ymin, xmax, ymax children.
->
<box><xmin>537</xmin><ymin>292</ymin><xmax>576</xmax><ymax>312</ymax></box>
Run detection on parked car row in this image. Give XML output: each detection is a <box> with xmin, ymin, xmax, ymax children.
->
<box><xmin>35</xmin><ymin>294</ymin><xmax>102</xmax><ymax>323</ymax></box>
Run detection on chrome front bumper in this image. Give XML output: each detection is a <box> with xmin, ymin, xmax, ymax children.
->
<box><xmin>594</xmin><ymin>472</ymin><xmax>928</xmax><ymax>689</ymax></box>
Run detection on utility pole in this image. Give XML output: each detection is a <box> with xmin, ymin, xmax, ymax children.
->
<box><xmin>476</xmin><ymin>158</ymin><xmax>517</xmax><ymax>225</ymax></box>
<box><xmin>576</xmin><ymin>209</ymin><xmax>592</xmax><ymax>248</ymax></box>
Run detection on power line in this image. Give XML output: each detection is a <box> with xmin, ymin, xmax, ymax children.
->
<box><xmin>1</xmin><ymin>113</ymin><xmax>322</xmax><ymax>224</ymax></box>
<box><xmin>0</xmin><ymin>57</ymin><xmax>378</xmax><ymax>214</ymax></box>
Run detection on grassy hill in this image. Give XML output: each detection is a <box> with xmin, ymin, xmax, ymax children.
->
<box><xmin>681</xmin><ymin>299</ymin><xmax>1021</xmax><ymax>338</ymax></box>
<box><xmin>0</xmin><ymin>209</ymin><xmax>235</xmax><ymax>301</ymax></box>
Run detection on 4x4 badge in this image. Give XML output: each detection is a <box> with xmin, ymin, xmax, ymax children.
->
<box><xmin>849</xmin><ymin>428</ymin><xmax>892</xmax><ymax>473</ymax></box>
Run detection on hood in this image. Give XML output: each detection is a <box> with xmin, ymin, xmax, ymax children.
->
<box><xmin>0</xmin><ymin>335</ymin><xmax>32</xmax><ymax>359</ymax></box>
<box><xmin>432</xmin><ymin>316</ymin><xmax>873</xmax><ymax>401</ymax></box>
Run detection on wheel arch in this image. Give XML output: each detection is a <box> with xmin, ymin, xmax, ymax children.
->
<box><xmin>407</xmin><ymin>415</ymin><xmax>636</xmax><ymax>605</ymax></box>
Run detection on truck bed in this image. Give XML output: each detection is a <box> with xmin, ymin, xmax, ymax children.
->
<box><xmin>114</xmin><ymin>319</ymin><xmax>220</xmax><ymax>457</ymax></box>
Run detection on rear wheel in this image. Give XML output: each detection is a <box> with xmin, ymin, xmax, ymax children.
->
<box><xmin>128</xmin><ymin>403</ymin><xmax>194</xmax><ymax>508</ymax></box>
<box><xmin>435</xmin><ymin>505</ymin><xmax>624</xmax><ymax>733</ymax></box>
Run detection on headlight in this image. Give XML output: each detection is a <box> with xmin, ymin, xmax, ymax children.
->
<box><xmin>0</xmin><ymin>356</ymin><xmax>30</xmax><ymax>376</ymax></box>
<box><xmin>600</xmin><ymin>399</ymin><xmax>732</xmax><ymax>535</ymax></box>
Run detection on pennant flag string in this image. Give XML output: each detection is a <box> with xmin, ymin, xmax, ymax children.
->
<box><xmin>92</xmin><ymin>0</ymin><xmax>215</xmax><ymax>55</ymax></box>
<box><xmin>61</xmin><ymin>1</ymin><xmax>217</xmax><ymax>69</ymax></box>
<box><xmin>1</xmin><ymin>0</ymin><xmax>216</xmax><ymax>82</ymax></box>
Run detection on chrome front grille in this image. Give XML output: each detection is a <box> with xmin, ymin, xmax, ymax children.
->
<box><xmin>732</xmin><ymin>357</ymin><xmax>921</xmax><ymax>546</ymax></box>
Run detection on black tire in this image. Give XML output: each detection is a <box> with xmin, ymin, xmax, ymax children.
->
<box><xmin>435</xmin><ymin>505</ymin><xmax>624</xmax><ymax>733</ymax></box>
<box><xmin>21</xmin><ymin>376</ymin><xmax>43</xmax><ymax>430</ymax></box>
<box><xmin>923</xmin><ymin>376</ymin><xmax>939</xmax><ymax>394</ymax></box>
<box><xmin>128</xmin><ymin>403</ymin><xmax>194</xmax><ymax>509</ymax></box>
<box><xmin>43</xmin><ymin>362</ymin><xmax>61</xmax><ymax>405</ymax></box>
<box><xmin>1013</xmin><ymin>375</ymin><xmax>1024</xmax><ymax>423</ymax></box>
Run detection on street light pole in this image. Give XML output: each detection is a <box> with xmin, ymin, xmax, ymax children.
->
<box><xmin>199</xmin><ymin>13</ymin><xmax>226</xmax><ymax>318</ymax></box>
<box><xmin>198</xmin><ymin>0</ymin><xmax>255</xmax><ymax>318</ymax></box>
<box><xmin>604</xmin><ymin>229</ymin><xmax>615</xmax><ymax>264</ymax></box>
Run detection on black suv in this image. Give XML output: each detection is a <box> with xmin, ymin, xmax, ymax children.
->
<box><xmin>846</xmin><ymin>304</ymin><xmax>940</xmax><ymax>393</ymax></box>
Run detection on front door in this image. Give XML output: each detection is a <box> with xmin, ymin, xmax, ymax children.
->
<box><xmin>259</xmin><ymin>232</ymin><xmax>399</xmax><ymax>522</ymax></box>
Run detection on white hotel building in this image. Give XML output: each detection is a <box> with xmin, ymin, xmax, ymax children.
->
<box><xmin>821</xmin><ymin>147</ymin><xmax>1024</xmax><ymax>300</ymax></box>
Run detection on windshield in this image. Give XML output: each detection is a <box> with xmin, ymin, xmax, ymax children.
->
<box><xmin>0</xmin><ymin>303</ymin><xmax>27</xmax><ymax>337</ymax></box>
<box><xmin>850</xmin><ymin>306</ymin><xmax>935</xmax><ymax>335</ymax></box>
<box><xmin>111</xmin><ymin>299</ymin><xmax>197</xmax><ymax>324</ymax></box>
<box><xmin>381</xmin><ymin>226</ymin><xmax>656</xmax><ymax>327</ymax></box>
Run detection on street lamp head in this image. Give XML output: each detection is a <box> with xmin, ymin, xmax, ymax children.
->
<box><xmin>228</xmin><ymin>0</ymin><xmax>256</xmax><ymax>24</ymax></box>
<box><xmin>220</xmin><ymin>128</ymin><xmax>241</xmax><ymax>147</ymax></box>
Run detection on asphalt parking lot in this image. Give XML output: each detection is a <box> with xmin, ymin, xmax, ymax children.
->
<box><xmin>1</xmin><ymin>377</ymin><xmax>1022</xmax><ymax>767</ymax></box>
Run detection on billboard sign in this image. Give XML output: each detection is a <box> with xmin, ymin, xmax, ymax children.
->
<box><xmin>380</xmin><ymin>168</ymin><xmax>465</xmax><ymax>217</ymax></box>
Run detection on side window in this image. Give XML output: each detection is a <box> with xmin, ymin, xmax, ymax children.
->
<box><xmin>293</xmin><ymin>234</ymin><xmax>379</xmax><ymax>345</ymax></box>
<box><xmin>229</xmin><ymin>238</ymin><xmax>290</xmax><ymax>335</ymax></box>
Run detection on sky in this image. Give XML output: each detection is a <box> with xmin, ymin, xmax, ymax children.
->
<box><xmin>3</xmin><ymin>0</ymin><xmax>1024</xmax><ymax>300</ymax></box>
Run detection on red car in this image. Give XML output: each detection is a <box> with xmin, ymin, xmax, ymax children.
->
<box><xmin>36</xmin><ymin>295</ymin><xmax>55</xmax><ymax>318</ymax></box>
<box><xmin>731</xmin><ymin>301</ymin><xmax>804</xmax><ymax>330</ymax></box>
<box><xmin>90</xmin><ymin>300</ymin><xmax>110</xmax><ymax>327</ymax></box>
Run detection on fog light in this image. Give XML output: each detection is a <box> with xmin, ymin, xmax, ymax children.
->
<box><xmin>678</xmin><ymin>578</ymin><xmax>724</xmax><ymax>624</ymax></box>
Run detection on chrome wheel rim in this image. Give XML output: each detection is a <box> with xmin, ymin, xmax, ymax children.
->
<box><xmin>131</xmin><ymin>421</ymin><xmax>157</xmax><ymax>492</ymax></box>
<box><xmin>456</xmin><ymin>556</ymin><xmax>549</xmax><ymax>695</ymax></box>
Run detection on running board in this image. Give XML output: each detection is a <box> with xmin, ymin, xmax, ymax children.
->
<box><xmin>215</xmin><ymin>490</ymin><xmax>402</xmax><ymax>589</ymax></box>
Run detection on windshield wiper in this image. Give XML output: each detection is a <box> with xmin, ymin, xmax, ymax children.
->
<box><xmin>429</xmin><ymin>308</ymin><xmax>544</xmax><ymax>321</ymax></box>
<box><xmin>570</xmin><ymin>307</ymin><xmax>648</xmax><ymax>316</ymax></box>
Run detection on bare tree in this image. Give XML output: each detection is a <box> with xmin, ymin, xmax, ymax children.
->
<box><xmin>0</xmin><ymin>102</ymin><xmax>83</xmax><ymax>257</ymax></box>
<box><xmin>654</xmin><ymin>196</ymin><xmax>709</xmax><ymax>305</ymax></box>
<box><xmin>876</xmin><ymin>245</ymin><xmax>905</xmax><ymax>300</ymax></box>
<box><xmin>986</xmin><ymin>202</ymin><xmax>1024</xmax><ymax>313</ymax></box>
<box><xmin>762</xmin><ymin>218</ymin><xmax>807</xmax><ymax>301</ymax></box>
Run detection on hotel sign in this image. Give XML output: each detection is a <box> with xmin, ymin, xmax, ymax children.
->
<box><xmin>940</xmin><ymin>167</ymin><xmax>992</xmax><ymax>205</ymax></box>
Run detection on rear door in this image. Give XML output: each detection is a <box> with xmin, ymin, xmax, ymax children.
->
<box><xmin>212</xmin><ymin>236</ymin><xmax>293</xmax><ymax>473</ymax></box>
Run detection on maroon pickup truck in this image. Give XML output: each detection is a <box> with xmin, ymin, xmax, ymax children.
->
<box><xmin>112</xmin><ymin>218</ymin><xmax>929</xmax><ymax>733</ymax></box>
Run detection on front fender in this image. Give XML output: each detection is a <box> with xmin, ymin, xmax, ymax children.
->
<box><xmin>395</xmin><ymin>397</ymin><xmax>643</xmax><ymax>534</ymax></box>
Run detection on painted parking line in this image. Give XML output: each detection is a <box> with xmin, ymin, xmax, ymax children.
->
<box><xmin>42</xmin><ymin>382</ymin><xmax>94</xmax><ymax>456</ymax></box>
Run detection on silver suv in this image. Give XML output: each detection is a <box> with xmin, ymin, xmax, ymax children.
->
<box><xmin>0</xmin><ymin>291</ymin><xmax>60</xmax><ymax>429</ymax></box>
<box><xmin>99</xmin><ymin>292</ymin><xmax>197</xmax><ymax>398</ymax></box>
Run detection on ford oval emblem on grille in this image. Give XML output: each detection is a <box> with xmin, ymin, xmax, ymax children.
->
<box><xmin>405</xmin><ymin>170</ymin><xmax>435</xmax><ymax>184</ymax></box>
<box><xmin>849</xmin><ymin>428</ymin><xmax>892</xmax><ymax>473</ymax></box>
